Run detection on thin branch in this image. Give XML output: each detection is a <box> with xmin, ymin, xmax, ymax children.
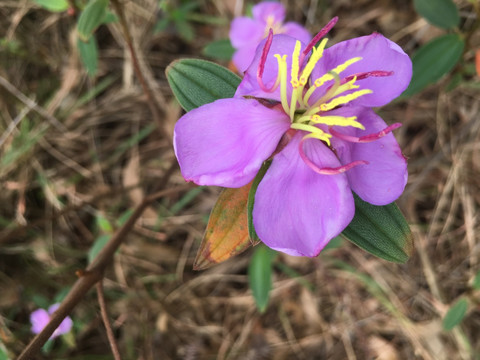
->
<box><xmin>96</xmin><ymin>281</ymin><xmax>122</xmax><ymax>360</ymax></box>
<box><xmin>17</xmin><ymin>184</ymin><xmax>192</xmax><ymax>360</ymax></box>
<box><xmin>109</xmin><ymin>0</ymin><xmax>164</xmax><ymax>135</ymax></box>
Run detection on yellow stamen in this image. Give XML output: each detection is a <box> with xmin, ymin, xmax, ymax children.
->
<box><xmin>304</xmin><ymin>72</ymin><xmax>341</xmax><ymax>116</ymax></box>
<box><xmin>274</xmin><ymin>54</ymin><xmax>290</xmax><ymax>115</ymax></box>
<box><xmin>268</xmin><ymin>38</ymin><xmax>374</xmax><ymax>148</ymax></box>
<box><xmin>290</xmin><ymin>41</ymin><xmax>302</xmax><ymax>88</ymax></box>
<box><xmin>289</xmin><ymin>88</ymin><xmax>298</xmax><ymax>121</ymax></box>
<box><xmin>296</xmin><ymin>115</ymin><xmax>365</xmax><ymax>130</ymax></box>
<box><xmin>303</xmin><ymin>132</ymin><xmax>332</xmax><ymax>146</ymax></box>
<box><xmin>290</xmin><ymin>123</ymin><xmax>332</xmax><ymax>146</ymax></box>
<box><xmin>303</xmin><ymin>57</ymin><xmax>362</xmax><ymax>104</ymax></box>
<box><xmin>330</xmin><ymin>57</ymin><xmax>363</xmax><ymax>76</ymax></box>
<box><xmin>320</xmin><ymin>89</ymin><xmax>372</xmax><ymax>111</ymax></box>
<box><xmin>299</xmin><ymin>38</ymin><xmax>328</xmax><ymax>86</ymax></box>
<box><xmin>310</xmin><ymin>115</ymin><xmax>365</xmax><ymax>129</ymax></box>
<box><xmin>331</xmin><ymin>77</ymin><xmax>359</xmax><ymax>97</ymax></box>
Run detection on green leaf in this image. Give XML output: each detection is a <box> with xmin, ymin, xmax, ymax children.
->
<box><xmin>323</xmin><ymin>236</ymin><xmax>344</xmax><ymax>251</ymax></box>
<box><xmin>174</xmin><ymin>19</ymin><xmax>194</xmax><ymax>42</ymax></box>
<box><xmin>247</xmin><ymin>161</ymin><xmax>271</xmax><ymax>242</ymax></box>
<box><xmin>443</xmin><ymin>298</ymin><xmax>468</xmax><ymax>330</ymax></box>
<box><xmin>166</xmin><ymin>58</ymin><xmax>241</xmax><ymax>111</ymax></box>
<box><xmin>403</xmin><ymin>34</ymin><xmax>464</xmax><ymax>96</ymax></box>
<box><xmin>103</xmin><ymin>10</ymin><xmax>118</xmax><ymax>24</ymax></box>
<box><xmin>0</xmin><ymin>343</ymin><xmax>8</xmax><ymax>360</ymax></box>
<box><xmin>117</xmin><ymin>208</ymin><xmax>134</xmax><ymax>226</ymax></box>
<box><xmin>341</xmin><ymin>193</ymin><xmax>413</xmax><ymax>263</ymax></box>
<box><xmin>154</xmin><ymin>17</ymin><xmax>170</xmax><ymax>33</ymax></box>
<box><xmin>96</xmin><ymin>214</ymin><xmax>113</xmax><ymax>233</ymax></box>
<box><xmin>203</xmin><ymin>39</ymin><xmax>235</xmax><ymax>60</ymax></box>
<box><xmin>88</xmin><ymin>234</ymin><xmax>110</xmax><ymax>264</ymax></box>
<box><xmin>77</xmin><ymin>0</ymin><xmax>109</xmax><ymax>42</ymax></box>
<box><xmin>248</xmin><ymin>245</ymin><xmax>277</xmax><ymax>312</ymax></box>
<box><xmin>77</xmin><ymin>36</ymin><xmax>98</xmax><ymax>76</ymax></box>
<box><xmin>472</xmin><ymin>270</ymin><xmax>480</xmax><ymax>290</ymax></box>
<box><xmin>34</xmin><ymin>0</ymin><xmax>69</xmax><ymax>12</ymax></box>
<box><xmin>413</xmin><ymin>0</ymin><xmax>459</xmax><ymax>29</ymax></box>
<box><xmin>32</xmin><ymin>294</ymin><xmax>49</xmax><ymax>308</ymax></box>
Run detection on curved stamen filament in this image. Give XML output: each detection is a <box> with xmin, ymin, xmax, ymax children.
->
<box><xmin>329</xmin><ymin>123</ymin><xmax>402</xmax><ymax>143</ymax></box>
<box><xmin>343</xmin><ymin>70</ymin><xmax>394</xmax><ymax>83</ymax></box>
<box><xmin>289</xmin><ymin>88</ymin><xmax>298</xmax><ymax>121</ymax></box>
<box><xmin>299</xmin><ymin>137</ymin><xmax>368</xmax><ymax>175</ymax></box>
<box><xmin>299</xmin><ymin>38</ymin><xmax>328</xmax><ymax>87</ymax></box>
<box><xmin>331</xmin><ymin>77</ymin><xmax>359</xmax><ymax>97</ymax></box>
<box><xmin>274</xmin><ymin>54</ymin><xmax>290</xmax><ymax>115</ymax></box>
<box><xmin>290</xmin><ymin>123</ymin><xmax>332</xmax><ymax>145</ymax></box>
<box><xmin>320</xmin><ymin>89</ymin><xmax>372</xmax><ymax>111</ymax></box>
<box><xmin>301</xmin><ymin>16</ymin><xmax>338</xmax><ymax>58</ymax></box>
<box><xmin>257</xmin><ymin>29</ymin><xmax>281</xmax><ymax>92</ymax></box>
<box><xmin>304</xmin><ymin>72</ymin><xmax>341</xmax><ymax>116</ymax></box>
<box><xmin>303</xmin><ymin>57</ymin><xmax>362</xmax><ymax>105</ymax></box>
<box><xmin>290</xmin><ymin>41</ymin><xmax>301</xmax><ymax>88</ymax></box>
<box><xmin>297</xmin><ymin>115</ymin><xmax>365</xmax><ymax>130</ymax></box>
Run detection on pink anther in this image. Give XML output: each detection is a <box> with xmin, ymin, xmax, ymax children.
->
<box><xmin>343</xmin><ymin>70</ymin><xmax>394</xmax><ymax>84</ymax></box>
<box><xmin>302</xmin><ymin>17</ymin><xmax>338</xmax><ymax>57</ymax></box>
<box><xmin>299</xmin><ymin>137</ymin><xmax>368</xmax><ymax>175</ymax></box>
<box><xmin>257</xmin><ymin>29</ymin><xmax>275</xmax><ymax>92</ymax></box>
<box><xmin>329</xmin><ymin>123</ymin><xmax>402</xmax><ymax>143</ymax></box>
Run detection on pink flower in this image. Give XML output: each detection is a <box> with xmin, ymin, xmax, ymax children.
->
<box><xmin>30</xmin><ymin>303</ymin><xmax>72</xmax><ymax>339</ymax></box>
<box><xmin>230</xmin><ymin>1</ymin><xmax>310</xmax><ymax>72</ymax></box>
<box><xmin>174</xmin><ymin>19</ymin><xmax>411</xmax><ymax>256</ymax></box>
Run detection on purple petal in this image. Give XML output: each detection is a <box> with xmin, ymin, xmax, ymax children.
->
<box><xmin>252</xmin><ymin>1</ymin><xmax>286</xmax><ymax>24</ymax></box>
<box><xmin>48</xmin><ymin>303</ymin><xmax>60</xmax><ymax>314</ymax></box>
<box><xmin>232</xmin><ymin>43</ymin><xmax>261</xmax><ymax>74</ymax></box>
<box><xmin>48</xmin><ymin>303</ymin><xmax>73</xmax><ymax>337</ymax></box>
<box><xmin>54</xmin><ymin>316</ymin><xmax>73</xmax><ymax>337</ymax></box>
<box><xmin>330</xmin><ymin>107</ymin><xmax>407</xmax><ymax>205</ymax></box>
<box><xmin>30</xmin><ymin>309</ymin><xmax>50</xmax><ymax>334</ymax></box>
<box><xmin>229</xmin><ymin>17</ymin><xmax>265</xmax><ymax>49</ymax></box>
<box><xmin>282</xmin><ymin>22</ymin><xmax>311</xmax><ymax>44</ymax></box>
<box><xmin>174</xmin><ymin>98</ymin><xmax>290</xmax><ymax>187</ymax></box>
<box><xmin>253</xmin><ymin>132</ymin><xmax>354</xmax><ymax>256</ymax></box>
<box><xmin>310</xmin><ymin>33</ymin><xmax>412</xmax><ymax>107</ymax></box>
<box><xmin>235</xmin><ymin>34</ymin><xmax>306</xmax><ymax>101</ymax></box>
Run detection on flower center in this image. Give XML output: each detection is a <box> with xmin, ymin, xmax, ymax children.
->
<box><xmin>273</xmin><ymin>39</ymin><xmax>372</xmax><ymax>146</ymax></box>
<box><xmin>263</xmin><ymin>15</ymin><xmax>284</xmax><ymax>37</ymax></box>
<box><xmin>256</xmin><ymin>23</ymin><xmax>400</xmax><ymax>175</ymax></box>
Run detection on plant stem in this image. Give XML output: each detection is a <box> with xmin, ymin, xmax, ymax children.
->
<box><xmin>17</xmin><ymin>184</ymin><xmax>191</xmax><ymax>360</ymax></box>
<box><xmin>96</xmin><ymin>281</ymin><xmax>122</xmax><ymax>360</ymax></box>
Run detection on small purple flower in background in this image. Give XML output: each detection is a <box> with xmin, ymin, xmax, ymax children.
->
<box><xmin>174</xmin><ymin>18</ymin><xmax>412</xmax><ymax>256</ymax></box>
<box><xmin>230</xmin><ymin>1</ymin><xmax>311</xmax><ymax>73</ymax></box>
<box><xmin>30</xmin><ymin>303</ymin><xmax>73</xmax><ymax>339</ymax></box>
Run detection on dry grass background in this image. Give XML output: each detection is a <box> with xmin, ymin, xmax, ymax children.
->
<box><xmin>1</xmin><ymin>0</ymin><xmax>480</xmax><ymax>359</ymax></box>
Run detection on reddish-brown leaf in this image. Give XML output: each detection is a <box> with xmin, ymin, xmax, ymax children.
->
<box><xmin>476</xmin><ymin>49</ymin><xmax>480</xmax><ymax>78</ymax></box>
<box><xmin>193</xmin><ymin>183</ymin><xmax>256</xmax><ymax>270</ymax></box>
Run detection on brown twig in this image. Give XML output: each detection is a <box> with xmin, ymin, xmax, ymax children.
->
<box><xmin>96</xmin><ymin>281</ymin><xmax>122</xmax><ymax>360</ymax></box>
<box><xmin>17</xmin><ymin>184</ymin><xmax>192</xmax><ymax>360</ymax></box>
<box><xmin>109</xmin><ymin>0</ymin><xmax>164</xmax><ymax>135</ymax></box>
